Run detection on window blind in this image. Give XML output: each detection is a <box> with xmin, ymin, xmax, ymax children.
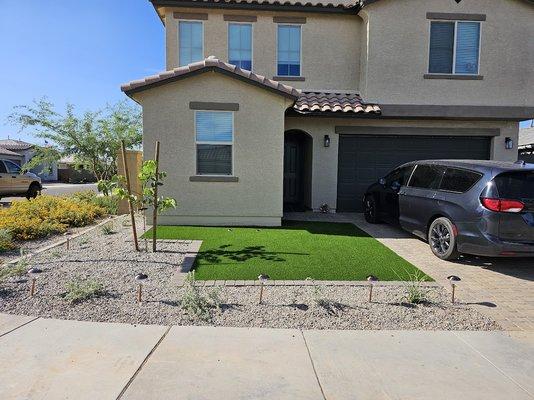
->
<box><xmin>455</xmin><ymin>22</ymin><xmax>480</xmax><ymax>74</ymax></box>
<box><xmin>195</xmin><ymin>111</ymin><xmax>233</xmax><ymax>143</ymax></box>
<box><xmin>429</xmin><ymin>22</ymin><xmax>455</xmax><ymax>74</ymax></box>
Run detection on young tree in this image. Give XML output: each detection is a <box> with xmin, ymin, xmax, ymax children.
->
<box><xmin>8</xmin><ymin>98</ymin><xmax>142</xmax><ymax>181</ymax></box>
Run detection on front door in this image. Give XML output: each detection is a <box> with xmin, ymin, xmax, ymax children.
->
<box><xmin>283</xmin><ymin>135</ymin><xmax>303</xmax><ymax>208</ymax></box>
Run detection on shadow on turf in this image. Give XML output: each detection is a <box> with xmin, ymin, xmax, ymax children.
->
<box><xmin>196</xmin><ymin>245</ymin><xmax>309</xmax><ymax>264</ymax></box>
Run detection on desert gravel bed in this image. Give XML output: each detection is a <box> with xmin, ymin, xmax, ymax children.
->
<box><xmin>0</xmin><ymin>217</ymin><xmax>499</xmax><ymax>330</ymax></box>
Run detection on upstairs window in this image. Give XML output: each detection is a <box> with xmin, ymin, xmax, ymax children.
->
<box><xmin>277</xmin><ymin>25</ymin><xmax>301</xmax><ymax>76</ymax></box>
<box><xmin>429</xmin><ymin>21</ymin><xmax>480</xmax><ymax>75</ymax></box>
<box><xmin>228</xmin><ymin>23</ymin><xmax>252</xmax><ymax>71</ymax></box>
<box><xmin>195</xmin><ymin>111</ymin><xmax>233</xmax><ymax>175</ymax></box>
<box><xmin>179</xmin><ymin>21</ymin><xmax>203</xmax><ymax>66</ymax></box>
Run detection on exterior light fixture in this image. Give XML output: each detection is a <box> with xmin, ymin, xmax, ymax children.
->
<box><xmin>447</xmin><ymin>275</ymin><xmax>461</xmax><ymax>304</ymax></box>
<box><xmin>135</xmin><ymin>273</ymin><xmax>148</xmax><ymax>302</ymax></box>
<box><xmin>505</xmin><ymin>137</ymin><xmax>513</xmax><ymax>150</ymax></box>
<box><xmin>366</xmin><ymin>275</ymin><xmax>379</xmax><ymax>302</ymax></box>
<box><xmin>27</xmin><ymin>267</ymin><xmax>42</xmax><ymax>296</ymax></box>
<box><xmin>258</xmin><ymin>274</ymin><xmax>270</xmax><ymax>304</ymax></box>
<box><xmin>324</xmin><ymin>135</ymin><xmax>331</xmax><ymax>148</ymax></box>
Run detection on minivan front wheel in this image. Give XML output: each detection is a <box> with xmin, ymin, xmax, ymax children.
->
<box><xmin>428</xmin><ymin>217</ymin><xmax>460</xmax><ymax>260</ymax></box>
<box><xmin>364</xmin><ymin>196</ymin><xmax>380</xmax><ymax>224</ymax></box>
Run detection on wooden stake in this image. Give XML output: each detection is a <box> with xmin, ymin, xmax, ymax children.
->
<box><xmin>66</xmin><ymin>237</ymin><xmax>70</xmax><ymax>250</ymax></box>
<box><xmin>451</xmin><ymin>284</ymin><xmax>456</xmax><ymax>304</ymax></box>
<box><xmin>30</xmin><ymin>278</ymin><xmax>36</xmax><ymax>296</ymax></box>
<box><xmin>121</xmin><ymin>140</ymin><xmax>139</xmax><ymax>251</ymax></box>
<box><xmin>152</xmin><ymin>141</ymin><xmax>160</xmax><ymax>253</ymax></box>
<box><xmin>137</xmin><ymin>284</ymin><xmax>143</xmax><ymax>303</ymax></box>
<box><xmin>368</xmin><ymin>284</ymin><xmax>373</xmax><ymax>303</ymax></box>
<box><xmin>259</xmin><ymin>283</ymin><xmax>264</xmax><ymax>304</ymax></box>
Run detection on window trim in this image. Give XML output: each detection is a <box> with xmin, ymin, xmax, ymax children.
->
<box><xmin>227</xmin><ymin>21</ymin><xmax>254</xmax><ymax>71</ymax></box>
<box><xmin>275</xmin><ymin>23</ymin><xmax>303</xmax><ymax>78</ymax></box>
<box><xmin>194</xmin><ymin>110</ymin><xmax>235</xmax><ymax>176</ymax></box>
<box><xmin>427</xmin><ymin>19</ymin><xmax>482</xmax><ymax>76</ymax></box>
<box><xmin>178</xmin><ymin>19</ymin><xmax>205</xmax><ymax>67</ymax></box>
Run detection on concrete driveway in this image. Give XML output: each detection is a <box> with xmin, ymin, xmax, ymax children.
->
<box><xmin>285</xmin><ymin>212</ymin><xmax>534</xmax><ymax>331</ymax></box>
<box><xmin>0</xmin><ymin>314</ymin><xmax>533</xmax><ymax>400</ymax></box>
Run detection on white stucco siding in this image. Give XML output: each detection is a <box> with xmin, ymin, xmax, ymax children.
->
<box><xmin>134</xmin><ymin>73</ymin><xmax>292</xmax><ymax>226</ymax></box>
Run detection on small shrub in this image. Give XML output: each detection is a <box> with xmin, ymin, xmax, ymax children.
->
<box><xmin>71</xmin><ymin>191</ymin><xmax>119</xmax><ymax>215</ymax></box>
<box><xmin>180</xmin><ymin>272</ymin><xmax>221</xmax><ymax>321</ymax></box>
<box><xmin>405</xmin><ymin>271</ymin><xmax>431</xmax><ymax>304</ymax></box>
<box><xmin>0</xmin><ymin>259</ymin><xmax>28</xmax><ymax>282</ymax></box>
<box><xmin>101</xmin><ymin>223</ymin><xmax>115</xmax><ymax>235</ymax></box>
<box><xmin>63</xmin><ymin>279</ymin><xmax>105</xmax><ymax>304</ymax></box>
<box><xmin>0</xmin><ymin>195</ymin><xmax>106</xmax><ymax>241</ymax></box>
<box><xmin>0</xmin><ymin>229</ymin><xmax>15</xmax><ymax>252</ymax></box>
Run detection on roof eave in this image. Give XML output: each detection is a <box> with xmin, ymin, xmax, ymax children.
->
<box><xmin>150</xmin><ymin>0</ymin><xmax>360</xmax><ymax>18</ymax></box>
<box><xmin>122</xmin><ymin>66</ymin><xmax>300</xmax><ymax>100</ymax></box>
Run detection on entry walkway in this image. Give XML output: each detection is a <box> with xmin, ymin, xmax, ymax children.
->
<box><xmin>0</xmin><ymin>314</ymin><xmax>533</xmax><ymax>399</ymax></box>
<box><xmin>284</xmin><ymin>212</ymin><xmax>534</xmax><ymax>331</ymax></box>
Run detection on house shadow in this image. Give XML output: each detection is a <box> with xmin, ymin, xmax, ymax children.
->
<box><xmin>452</xmin><ymin>255</ymin><xmax>534</xmax><ymax>282</ymax></box>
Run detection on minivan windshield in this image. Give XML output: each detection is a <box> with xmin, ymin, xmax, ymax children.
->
<box><xmin>493</xmin><ymin>171</ymin><xmax>534</xmax><ymax>199</ymax></box>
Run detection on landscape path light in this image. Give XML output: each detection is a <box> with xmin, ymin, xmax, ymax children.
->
<box><xmin>135</xmin><ymin>273</ymin><xmax>148</xmax><ymax>303</ymax></box>
<box><xmin>27</xmin><ymin>267</ymin><xmax>42</xmax><ymax>296</ymax></box>
<box><xmin>447</xmin><ymin>275</ymin><xmax>461</xmax><ymax>304</ymax></box>
<box><xmin>258</xmin><ymin>274</ymin><xmax>270</xmax><ymax>304</ymax></box>
<box><xmin>366</xmin><ymin>275</ymin><xmax>379</xmax><ymax>302</ymax></box>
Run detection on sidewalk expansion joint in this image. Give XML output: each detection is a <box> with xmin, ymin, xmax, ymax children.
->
<box><xmin>0</xmin><ymin>316</ymin><xmax>40</xmax><ymax>339</ymax></box>
<box><xmin>300</xmin><ymin>330</ymin><xmax>327</xmax><ymax>400</ymax></box>
<box><xmin>116</xmin><ymin>325</ymin><xmax>172</xmax><ymax>400</ymax></box>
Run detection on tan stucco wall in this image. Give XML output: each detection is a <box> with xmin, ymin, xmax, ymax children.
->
<box><xmin>133</xmin><ymin>73</ymin><xmax>291</xmax><ymax>226</ymax></box>
<box><xmin>360</xmin><ymin>0</ymin><xmax>534</xmax><ymax>107</ymax></box>
<box><xmin>285</xmin><ymin>117</ymin><xmax>519</xmax><ymax>211</ymax></box>
<box><xmin>164</xmin><ymin>7</ymin><xmax>361</xmax><ymax>91</ymax></box>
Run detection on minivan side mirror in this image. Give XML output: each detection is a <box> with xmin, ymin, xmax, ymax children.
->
<box><xmin>379</xmin><ymin>177</ymin><xmax>386</xmax><ymax>186</ymax></box>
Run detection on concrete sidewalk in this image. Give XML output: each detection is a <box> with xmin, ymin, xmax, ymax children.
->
<box><xmin>0</xmin><ymin>314</ymin><xmax>533</xmax><ymax>400</ymax></box>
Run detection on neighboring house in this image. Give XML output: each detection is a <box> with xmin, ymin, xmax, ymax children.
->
<box><xmin>519</xmin><ymin>126</ymin><xmax>534</xmax><ymax>163</ymax></box>
<box><xmin>122</xmin><ymin>0</ymin><xmax>534</xmax><ymax>226</ymax></box>
<box><xmin>0</xmin><ymin>139</ymin><xmax>58</xmax><ymax>181</ymax></box>
<box><xmin>57</xmin><ymin>156</ymin><xmax>97</xmax><ymax>183</ymax></box>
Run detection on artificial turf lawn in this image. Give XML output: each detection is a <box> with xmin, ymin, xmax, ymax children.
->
<box><xmin>148</xmin><ymin>220</ymin><xmax>432</xmax><ymax>281</ymax></box>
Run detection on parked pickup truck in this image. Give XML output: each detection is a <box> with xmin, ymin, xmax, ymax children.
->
<box><xmin>0</xmin><ymin>158</ymin><xmax>42</xmax><ymax>200</ymax></box>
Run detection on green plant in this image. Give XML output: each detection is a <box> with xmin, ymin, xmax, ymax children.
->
<box><xmin>71</xmin><ymin>190</ymin><xmax>119</xmax><ymax>215</ymax></box>
<box><xmin>101</xmin><ymin>223</ymin><xmax>115</xmax><ymax>235</ymax></box>
<box><xmin>0</xmin><ymin>229</ymin><xmax>15</xmax><ymax>252</ymax></box>
<box><xmin>9</xmin><ymin>99</ymin><xmax>142</xmax><ymax>181</ymax></box>
<box><xmin>180</xmin><ymin>272</ymin><xmax>221</xmax><ymax>321</ymax></box>
<box><xmin>63</xmin><ymin>279</ymin><xmax>105</xmax><ymax>304</ymax></box>
<box><xmin>306</xmin><ymin>277</ymin><xmax>329</xmax><ymax>308</ymax></box>
<box><xmin>0</xmin><ymin>262</ymin><xmax>27</xmax><ymax>282</ymax></box>
<box><xmin>404</xmin><ymin>271</ymin><xmax>431</xmax><ymax>304</ymax></box>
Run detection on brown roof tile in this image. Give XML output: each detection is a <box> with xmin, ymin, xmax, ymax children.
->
<box><xmin>0</xmin><ymin>147</ymin><xmax>23</xmax><ymax>157</ymax></box>
<box><xmin>152</xmin><ymin>0</ymin><xmax>358</xmax><ymax>12</ymax></box>
<box><xmin>293</xmin><ymin>91</ymin><xmax>381</xmax><ymax>114</ymax></box>
<box><xmin>121</xmin><ymin>56</ymin><xmax>301</xmax><ymax>99</ymax></box>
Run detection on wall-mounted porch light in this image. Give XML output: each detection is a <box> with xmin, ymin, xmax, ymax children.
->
<box><xmin>505</xmin><ymin>137</ymin><xmax>514</xmax><ymax>150</ymax></box>
<box><xmin>324</xmin><ymin>135</ymin><xmax>331</xmax><ymax>148</ymax></box>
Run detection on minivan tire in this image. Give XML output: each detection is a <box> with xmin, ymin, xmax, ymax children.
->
<box><xmin>364</xmin><ymin>195</ymin><xmax>380</xmax><ymax>224</ymax></box>
<box><xmin>428</xmin><ymin>217</ymin><xmax>460</xmax><ymax>260</ymax></box>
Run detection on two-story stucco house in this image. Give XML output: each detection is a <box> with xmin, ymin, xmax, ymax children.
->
<box><xmin>122</xmin><ymin>0</ymin><xmax>534</xmax><ymax>226</ymax></box>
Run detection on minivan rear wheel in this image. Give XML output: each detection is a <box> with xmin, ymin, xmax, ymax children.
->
<box><xmin>428</xmin><ymin>217</ymin><xmax>460</xmax><ymax>260</ymax></box>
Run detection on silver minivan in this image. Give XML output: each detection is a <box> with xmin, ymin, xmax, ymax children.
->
<box><xmin>0</xmin><ymin>159</ymin><xmax>42</xmax><ymax>200</ymax></box>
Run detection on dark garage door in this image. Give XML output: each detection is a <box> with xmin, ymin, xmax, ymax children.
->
<box><xmin>337</xmin><ymin>135</ymin><xmax>491</xmax><ymax>212</ymax></box>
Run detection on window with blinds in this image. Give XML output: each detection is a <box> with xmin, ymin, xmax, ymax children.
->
<box><xmin>195</xmin><ymin>111</ymin><xmax>233</xmax><ymax>175</ymax></box>
<box><xmin>428</xmin><ymin>21</ymin><xmax>480</xmax><ymax>75</ymax></box>
<box><xmin>277</xmin><ymin>25</ymin><xmax>301</xmax><ymax>76</ymax></box>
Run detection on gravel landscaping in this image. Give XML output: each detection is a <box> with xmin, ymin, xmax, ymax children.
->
<box><xmin>0</xmin><ymin>216</ymin><xmax>499</xmax><ymax>331</ymax></box>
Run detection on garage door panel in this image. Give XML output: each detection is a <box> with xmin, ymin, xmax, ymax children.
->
<box><xmin>337</xmin><ymin>135</ymin><xmax>491</xmax><ymax>212</ymax></box>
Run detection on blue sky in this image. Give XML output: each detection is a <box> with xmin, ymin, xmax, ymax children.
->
<box><xmin>0</xmin><ymin>0</ymin><xmax>531</xmax><ymax>143</ymax></box>
<box><xmin>0</xmin><ymin>0</ymin><xmax>163</xmax><ymax>143</ymax></box>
